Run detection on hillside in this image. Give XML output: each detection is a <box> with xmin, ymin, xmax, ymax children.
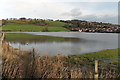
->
<box><xmin>2</xmin><ymin>18</ymin><xmax>120</xmax><ymax>32</ymax></box>
<box><xmin>60</xmin><ymin>20</ymin><xmax>120</xmax><ymax>33</ymax></box>
<box><xmin>2</xmin><ymin>19</ymin><xmax>70</xmax><ymax>32</ymax></box>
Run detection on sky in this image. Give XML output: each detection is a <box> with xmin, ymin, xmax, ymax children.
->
<box><xmin>0</xmin><ymin>0</ymin><xmax>119</xmax><ymax>24</ymax></box>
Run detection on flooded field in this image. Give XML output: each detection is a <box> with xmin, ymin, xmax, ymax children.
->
<box><xmin>6</xmin><ymin>32</ymin><xmax>119</xmax><ymax>56</ymax></box>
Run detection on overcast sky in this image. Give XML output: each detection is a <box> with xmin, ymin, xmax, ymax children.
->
<box><xmin>0</xmin><ymin>0</ymin><xmax>119</xmax><ymax>24</ymax></box>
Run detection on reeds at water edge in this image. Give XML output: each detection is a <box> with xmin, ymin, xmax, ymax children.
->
<box><xmin>1</xmin><ymin>42</ymin><xmax>120</xmax><ymax>79</ymax></box>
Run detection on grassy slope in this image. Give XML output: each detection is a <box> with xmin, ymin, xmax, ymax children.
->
<box><xmin>46</xmin><ymin>20</ymin><xmax>67</xmax><ymax>27</ymax></box>
<box><xmin>2</xmin><ymin>21</ymin><xmax>70</xmax><ymax>32</ymax></box>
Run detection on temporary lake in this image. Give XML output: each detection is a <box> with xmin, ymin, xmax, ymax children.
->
<box><xmin>6</xmin><ymin>32</ymin><xmax>119</xmax><ymax>56</ymax></box>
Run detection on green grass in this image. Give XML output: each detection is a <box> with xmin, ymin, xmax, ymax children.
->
<box><xmin>5</xmin><ymin>33</ymin><xmax>41</xmax><ymax>40</ymax></box>
<box><xmin>5</xmin><ymin>33</ymin><xmax>81</xmax><ymax>43</ymax></box>
<box><xmin>5</xmin><ymin>33</ymin><xmax>66</xmax><ymax>42</ymax></box>
<box><xmin>0</xmin><ymin>26</ymin><xmax>2</xmax><ymax>30</ymax></box>
<box><xmin>48</xmin><ymin>27</ymin><xmax>69</xmax><ymax>31</ymax></box>
<box><xmin>69</xmin><ymin>48</ymin><xmax>120</xmax><ymax>65</ymax></box>
<box><xmin>46</xmin><ymin>20</ymin><xmax>67</xmax><ymax>27</ymax></box>
<box><xmin>2</xmin><ymin>22</ymin><xmax>70</xmax><ymax>32</ymax></box>
<box><xmin>5</xmin><ymin>33</ymin><xmax>63</xmax><ymax>44</ymax></box>
<box><xmin>2</xmin><ymin>23</ymin><xmax>44</xmax><ymax>31</ymax></box>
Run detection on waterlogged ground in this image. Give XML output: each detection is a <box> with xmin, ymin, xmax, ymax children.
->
<box><xmin>2</xmin><ymin>42</ymin><xmax>120</xmax><ymax>78</ymax></box>
<box><xmin>5</xmin><ymin>32</ymin><xmax>119</xmax><ymax>56</ymax></box>
<box><xmin>3</xmin><ymin>32</ymin><xmax>120</xmax><ymax>78</ymax></box>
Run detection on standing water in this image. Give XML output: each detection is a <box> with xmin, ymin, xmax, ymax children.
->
<box><xmin>7</xmin><ymin>32</ymin><xmax>119</xmax><ymax>56</ymax></box>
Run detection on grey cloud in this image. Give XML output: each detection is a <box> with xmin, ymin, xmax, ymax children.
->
<box><xmin>62</xmin><ymin>8</ymin><xmax>82</xmax><ymax>19</ymax></box>
<box><xmin>62</xmin><ymin>8</ymin><xmax>118</xmax><ymax>24</ymax></box>
<box><xmin>80</xmin><ymin>15</ymin><xmax>118</xmax><ymax>24</ymax></box>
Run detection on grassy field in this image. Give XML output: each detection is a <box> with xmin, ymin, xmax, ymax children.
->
<box><xmin>5</xmin><ymin>33</ymin><xmax>67</xmax><ymax>41</ymax></box>
<box><xmin>69</xmin><ymin>48</ymin><xmax>120</xmax><ymax>66</ymax></box>
<box><xmin>46</xmin><ymin>20</ymin><xmax>67</xmax><ymax>27</ymax></box>
<box><xmin>5</xmin><ymin>33</ymin><xmax>82</xmax><ymax>44</ymax></box>
<box><xmin>2</xmin><ymin>21</ymin><xmax>70</xmax><ymax>32</ymax></box>
<box><xmin>5</xmin><ymin>33</ymin><xmax>42</xmax><ymax>40</ymax></box>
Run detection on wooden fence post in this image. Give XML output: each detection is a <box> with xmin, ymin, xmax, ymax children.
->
<box><xmin>32</xmin><ymin>48</ymin><xmax>35</xmax><ymax>60</ymax></box>
<box><xmin>31</xmin><ymin>48</ymin><xmax>35</xmax><ymax>77</ymax></box>
<box><xmin>94</xmin><ymin>60</ymin><xmax>98</xmax><ymax>80</ymax></box>
<box><xmin>1</xmin><ymin>32</ymin><xmax>5</xmax><ymax>44</ymax></box>
<box><xmin>7</xmin><ymin>43</ymin><xmax>10</xmax><ymax>51</ymax></box>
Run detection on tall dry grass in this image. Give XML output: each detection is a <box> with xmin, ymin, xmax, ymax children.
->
<box><xmin>1</xmin><ymin>42</ymin><xmax>120</xmax><ymax>79</ymax></box>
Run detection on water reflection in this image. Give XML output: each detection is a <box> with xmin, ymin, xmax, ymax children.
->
<box><xmin>6</xmin><ymin>35</ymin><xmax>89</xmax><ymax>43</ymax></box>
<box><xmin>6</xmin><ymin>32</ymin><xmax>119</xmax><ymax>56</ymax></box>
